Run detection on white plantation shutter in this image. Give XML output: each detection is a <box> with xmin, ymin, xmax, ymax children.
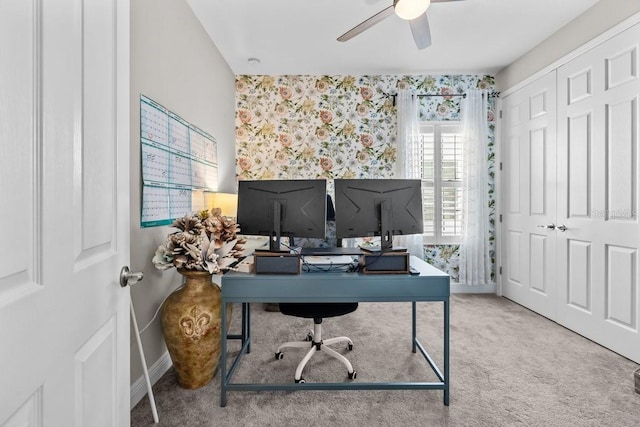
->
<box><xmin>420</xmin><ymin>123</ymin><xmax>463</xmax><ymax>243</ymax></box>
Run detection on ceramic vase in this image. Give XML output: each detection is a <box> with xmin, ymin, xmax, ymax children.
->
<box><xmin>161</xmin><ymin>269</ymin><xmax>230</xmax><ymax>389</ymax></box>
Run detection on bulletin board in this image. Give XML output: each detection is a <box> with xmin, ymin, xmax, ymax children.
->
<box><xmin>139</xmin><ymin>95</ymin><xmax>218</xmax><ymax>227</ymax></box>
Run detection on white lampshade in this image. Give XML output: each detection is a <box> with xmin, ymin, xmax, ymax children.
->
<box><xmin>211</xmin><ymin>192</ymin><xmax>238</xmax><ymax>217</ymax></box>
<box><xmin>394</xmin><ymin>0</ymin><xmax>431</xmax><ymax>20</ymax></box>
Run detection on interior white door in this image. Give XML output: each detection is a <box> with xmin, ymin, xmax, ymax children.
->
<box><xmin>0</xmin><ymin>0</ymin><xmax>131</xmax><ymax>425</ymax></box>
<box><xmin>501</xmin><ymin>71</ymin><xmax>558</xmax><ymax>319</ymax></box>
<box><xmin>556</xmin><ymin>23</ymin><xmax>640</xmax><ymax>363</ymax></box>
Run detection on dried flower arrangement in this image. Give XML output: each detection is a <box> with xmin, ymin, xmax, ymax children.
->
<box><xmin>152</xmin><ymin>208</ymin><xmax>245</xmax><ymax>274</ymax></box>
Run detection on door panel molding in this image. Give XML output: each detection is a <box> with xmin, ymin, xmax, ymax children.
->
<box><xmin>605</xmin><ymin>244</ymin><xmax>637</xmax><ymax>330</ymax></box>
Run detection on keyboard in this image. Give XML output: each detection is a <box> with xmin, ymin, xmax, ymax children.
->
<box><xmin>359</xmin><ymin>245</ymin><xmax>408</xmax><ymax>253</ymax></box>
<box><xmin>302</xmin><ymin>255</ymin><xmax>357</xmax><ymax>266</ymax></box>
<box><xmin>300</xmin><ymin>246</ymin><xmax>363</xmax><ymax>256</ymax></box>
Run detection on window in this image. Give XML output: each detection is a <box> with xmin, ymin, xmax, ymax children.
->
<box><xmin>420</xmin><ymin>122</ymin><xmax>463</xmax><ymax>244</ymax></box>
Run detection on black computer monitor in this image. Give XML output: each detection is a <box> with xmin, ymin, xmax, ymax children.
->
<box><xmin>334</xmin><ymin>179</ymin><xmax>424</xmax><ymax>251</ymax></box>
<box><xmin>237</xmin><ymin>179</ymin><xmax>327</xmax><ymax>252</ymax></box>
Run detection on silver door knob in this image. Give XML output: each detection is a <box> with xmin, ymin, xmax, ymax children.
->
<box><xmin>120</xmin><ymin>266</ymin><xmax>144</xmax><ymax>287</ymax></box>
<box><xmin>537</xmin><ymin>224</ymin><xmax>556</xmax><ymax>230</ymax></box>
<box><xmin>557</xmin><ymin>224</ymin><xmax>568</xmax><ymax>232</ymax></box>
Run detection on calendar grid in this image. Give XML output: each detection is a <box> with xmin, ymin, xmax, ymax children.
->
<box><xmin>140</xmin><ymin>95</ymin><xmax>218</xmax><ymax>228</ymax></box>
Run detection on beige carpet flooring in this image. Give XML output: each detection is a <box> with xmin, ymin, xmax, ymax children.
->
<box><xmin>131</xmin><ymin>294</ymin><xmax>640</xmax><ymax>426</ymax></box>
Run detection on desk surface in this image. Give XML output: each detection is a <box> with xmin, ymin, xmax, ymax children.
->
<box><xmin>222</xmin><ymin>256</ymin><xmax>450</xmax><ymax>303</ymax></box>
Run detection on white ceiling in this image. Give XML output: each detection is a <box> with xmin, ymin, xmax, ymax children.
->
<box><xmin>187</xmin><ymin>0</ymin><xmax>599</xmax><ymax>76</ymax></box>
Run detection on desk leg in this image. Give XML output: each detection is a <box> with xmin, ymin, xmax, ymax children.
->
<box><xmin>221</xmin><ymin>301</ymin><xmax>228</xmax><ymax>407</ymax></box>
<box><xmin>246</xmin><ymin>302</ymin><xmax>251</xmax><ymax>353</ymax></box>
<box><xmin>444</xmin><ymin>297</ymin><xmax>450</xmax><ymax>406</ymax></box>
<box><xmin>411</xmin><ymin>301</ymin><xmax>417</xmax><ymax>353</ymax></box>
<box><xmin>241</xmin><ymin>303</ymin><xmax>248</xmax><ymax>343</ymax></box>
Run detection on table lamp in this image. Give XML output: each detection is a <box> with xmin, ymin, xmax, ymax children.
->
<box><xmin>211</xmin><ymin>192</ymin><xmax>238</xmax><ymax>218</ymax></box>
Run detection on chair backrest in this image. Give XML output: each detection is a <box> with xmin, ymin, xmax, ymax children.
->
<box><xmin>291</xmin><ymin>195</ymin><xmax>337</xmax><ymax>248</ymax></box>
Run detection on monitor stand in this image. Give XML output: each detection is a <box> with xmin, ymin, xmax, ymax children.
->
<box><xmin>369</xmin><ymin>199</ymin><xmax>407</xmax><ymax>254</ymax></box>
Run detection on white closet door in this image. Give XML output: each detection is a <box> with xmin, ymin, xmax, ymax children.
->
<box><xmin>557</xmin><ymin>23</ymin><xmax>640</xmax><ymax>362</ymax></box>
<box><xmin>501</xmin><ymin>71</ymin><xmax>558</xmax><ymax>319</ymax></box>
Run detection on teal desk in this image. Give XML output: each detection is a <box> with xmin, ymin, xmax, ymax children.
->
<box><xmin>220</xmin><ymin>256</ymin><xmax>450</xmax><ymax>407</ymax></box>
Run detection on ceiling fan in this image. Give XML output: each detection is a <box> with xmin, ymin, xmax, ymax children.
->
<box><xmin>337</xmin><ymin>0</ymin><xmax>465</xmax><ymax>50</ymax></box>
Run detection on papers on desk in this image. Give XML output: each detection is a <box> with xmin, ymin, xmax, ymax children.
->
<box><xmin>302</xmin><ymin>255</ymin><xmax>356</xmax><ymax>266</ymax></box>
<box><xmin>235</xmin><ymin>255</ymin><xmax>254</xmax><ymax>273</ymax></box>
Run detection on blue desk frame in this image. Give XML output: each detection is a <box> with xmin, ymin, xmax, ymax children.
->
<box><xmin>220</xmin><ymin>256</ymin><xmax>450</xmax><ymax>407</ymax></box>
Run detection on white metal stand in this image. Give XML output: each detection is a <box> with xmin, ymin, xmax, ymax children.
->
<box><xmin>120</xmin><ymin>266</ymin><xmax>159</xmax><ymax>423</ymax></box>
<box><xmin>130</xmin><ymin>300</ymin><xmax>159</xmax><ymax>423</ymax></box>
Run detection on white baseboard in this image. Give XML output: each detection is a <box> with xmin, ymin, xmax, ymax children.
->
<box><xmin>451</xmin><ymin>282</ymin><xmax>496</xmax><ymax>294</ymax></box>
<box><xmin>130</xmin><ymin>351</ymin><xmax>173</xmax><ymax>409</ymax></box>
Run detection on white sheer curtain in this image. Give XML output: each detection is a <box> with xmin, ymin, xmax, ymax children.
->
<box><xmin>395</xmin><ymin>89</ymin><xmax>424</xmax><ymax>258</ymax></box>
<box><xmin>459</xmin><ymin>89</ymin><xmax>492</xmax><ymax>285</ymax></box>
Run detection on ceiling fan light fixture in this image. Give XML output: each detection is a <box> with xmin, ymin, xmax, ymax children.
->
<box><xmin>394</xmin><ymin>0</ymin><xmax>431</xmax><ymax>21</ymax></box>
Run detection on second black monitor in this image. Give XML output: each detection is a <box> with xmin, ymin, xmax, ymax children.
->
<box><xmin>334</xmin><ymin>179</ymin><xmax>424</xmax><ymax>251</ymax></box>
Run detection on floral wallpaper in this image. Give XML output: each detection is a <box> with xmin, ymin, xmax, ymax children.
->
<box><xmin>234</xmin><ymin>75</ymin><xmax>496</xmax><ymax>283</ymax></box>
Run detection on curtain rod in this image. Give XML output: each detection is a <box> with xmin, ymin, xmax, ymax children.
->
<box><xmin>385</xmin><ymin>90</ymin><xmax>500</xmax><ymax>106</ymax></box>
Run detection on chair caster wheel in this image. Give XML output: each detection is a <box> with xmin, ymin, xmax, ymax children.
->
<box><xmin>305</xmin><ymin>333</ymin><xmax>313</xmax><ymax>341</ymax></box>
<box><xmin>275</xmin><ymin>352</ymin><xmax>284</xmax><ymax>360</ymax></box>
<box><xmin>347</xmin><ymin>343</ymin><xmax>353</xmax><ymax>351</ymax></box>
<box><xmin>295</xmin><ymin>378</ymin><xmax>305</xmax><ymax>384</ymax></box>
<box><xmin>348</xmin><ymin>370</ymin><xmax>357</xmax><ymax>380</ymax></box>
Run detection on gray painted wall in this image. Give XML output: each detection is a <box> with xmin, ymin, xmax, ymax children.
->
<box><xmin>496</xmin><ymin>0</ymin><xmax>640</xmax><ymax>91</ymax></box>
<box><xmin>129</xmin><ymin>0</ymin><xmax>236</xmax><ymax>387</ymax></box>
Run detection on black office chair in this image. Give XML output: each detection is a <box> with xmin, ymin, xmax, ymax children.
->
<box><xmin>275</xmin><ymin>195</ymin><xmax>358</xmax><ymax>383</ymax></box>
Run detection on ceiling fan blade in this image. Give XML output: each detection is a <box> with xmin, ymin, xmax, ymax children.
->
<box><xmin>337</xmin><ymin>5</ymin><xmax>395</xmax><ymax>42</ymax></box>
<box><xmin>409</xmin><ymin>12</ymin><xmax>431</xmax><ymax>50</ymax></box>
